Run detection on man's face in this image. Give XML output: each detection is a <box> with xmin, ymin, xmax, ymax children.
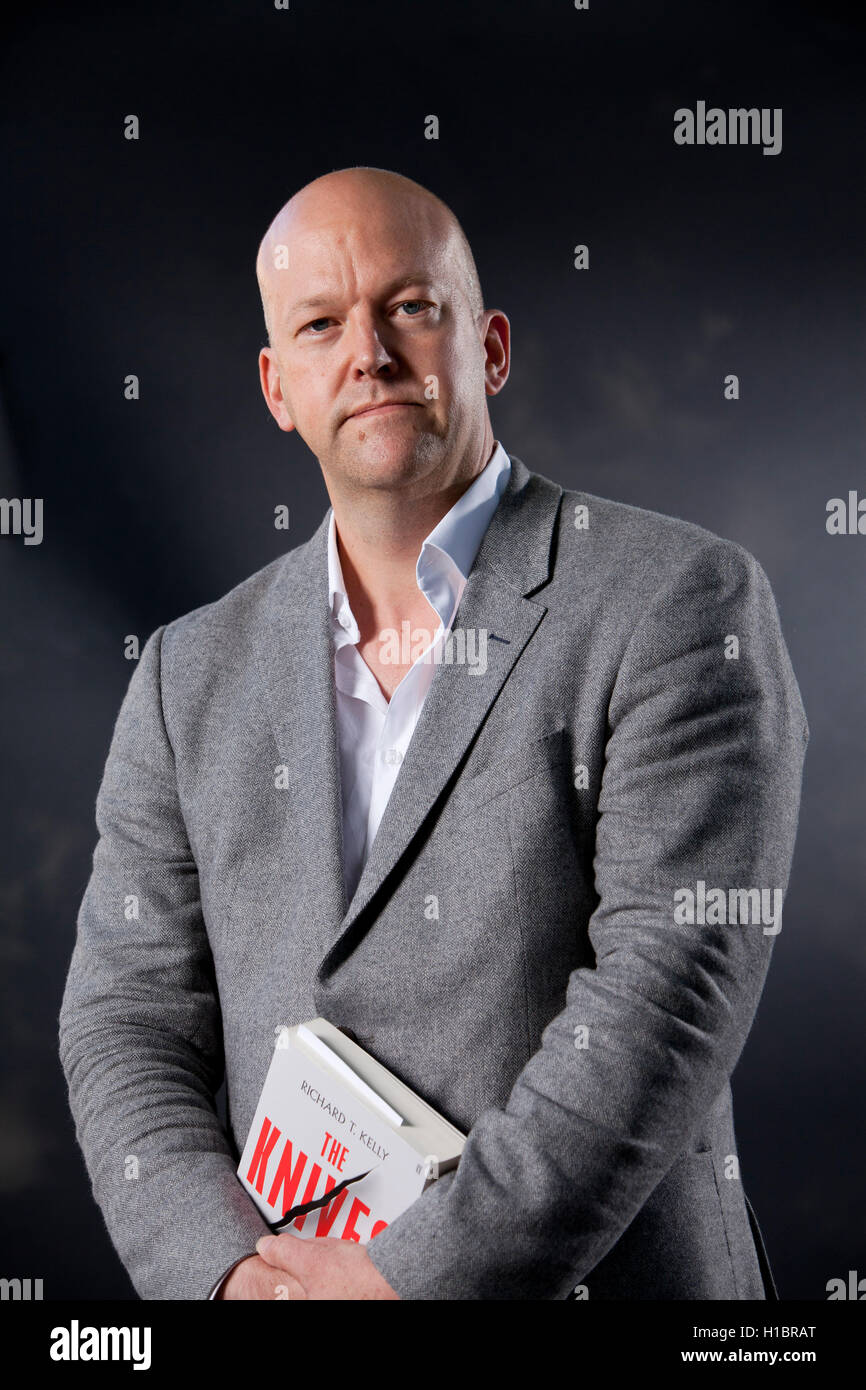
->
<box><xmin>258</xmin><ymin>187</ymin><xmax>500</xmax><ymax>500</ymax></box>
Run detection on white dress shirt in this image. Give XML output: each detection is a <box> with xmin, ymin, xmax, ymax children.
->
<box><xmin>329</xmin><ymin>440</ymin><xmax>512</xmax><ymax>904</ymax></box>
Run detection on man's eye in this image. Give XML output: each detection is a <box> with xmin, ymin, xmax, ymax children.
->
<box><xmin>302</xmin><ymin>302</ymin><xmax>429</xmax><ymax>334</ymax></box>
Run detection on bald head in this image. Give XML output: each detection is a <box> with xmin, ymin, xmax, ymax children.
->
<box><xmin>255</xmin><ymin>166</ymin><xmax>484</xmax><ymax>345</ymax></box>
<box><xmin>254</xmin><ymin>164</ymin><xmax>509</xmax><ymax>508</ymax></box>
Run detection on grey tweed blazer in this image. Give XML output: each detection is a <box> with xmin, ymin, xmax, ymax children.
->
<box><xmin>59</xmin><ymin>455</ymin><xmax>808</xmax><ymax>1300</ymax></box>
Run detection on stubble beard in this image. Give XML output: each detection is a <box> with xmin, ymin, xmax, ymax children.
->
<box><xmin>326</xmin><ymin>419</ymin><xmax>451</xmax><ymax>501</ymax></box>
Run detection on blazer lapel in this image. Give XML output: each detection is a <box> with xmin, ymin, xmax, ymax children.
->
<box><xmin>251</xmin><ymin>455</ymin><xmax>563</xmax><ymax>981</ymax></box>
<box><xmin>321</xmin><ymin>454</ymin><xmax>563</xmax><ymax>974</ymax></box>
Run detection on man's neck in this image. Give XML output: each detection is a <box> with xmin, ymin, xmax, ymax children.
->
<box><xmin>329</xmin><ymin>435</ymin><xmax>495</xmax><ymax>640</ymax></box>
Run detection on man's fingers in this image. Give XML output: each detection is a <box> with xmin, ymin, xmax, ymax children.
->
<box><xmin>254</xmin><ymin>1246</ymin><xmax>308</xmax><ymax>1299</ymax></box>
<box><xmin>256</xmin><ymin>1231</ymin><xmax>316</xmax><ymax>1274</ymax></box>
<box><xmin>253</xmin><ymin>1234</ymin><xmax>399</xmax><ymax>1300</ymax></box>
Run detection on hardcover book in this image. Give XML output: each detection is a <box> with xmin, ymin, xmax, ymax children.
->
<box><xmin>237</xmin><ymin>1018</ymin><xmax>466</xmax><ymax>1244</ymax></box>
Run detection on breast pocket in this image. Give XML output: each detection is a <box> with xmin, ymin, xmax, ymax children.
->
<box><xmin>448</xmin><ymin>725</ymin><xmax>570</xmax><ymax>821</ymax></box>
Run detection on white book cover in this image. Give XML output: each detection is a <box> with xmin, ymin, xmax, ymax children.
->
<box><xmin>237</xmin><ymin>1021</ymin><xmax>465</xmax><ymax>1244</ymax></box>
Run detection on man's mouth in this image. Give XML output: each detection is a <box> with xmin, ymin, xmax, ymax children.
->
<box><xmin>347</xmin><ymin>402</ymin><xmax>420</xmax><ymax>421</ymax></box>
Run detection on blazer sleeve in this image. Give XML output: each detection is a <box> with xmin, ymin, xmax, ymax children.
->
<box><xmin>58</xmin><ymin>625</ymin><xmax>269</xmax><ymax>1299</ymax></box>
<box><xmin>365</xmin><ymin>537</ymin><xmax>809</xmax><ymax>1299</ymax></box>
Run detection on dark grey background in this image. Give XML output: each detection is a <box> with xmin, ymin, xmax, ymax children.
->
<box><xmin>1</xmin><ymin>0</ymin><xmax>863</xmax><ymax>1299</ymax></box>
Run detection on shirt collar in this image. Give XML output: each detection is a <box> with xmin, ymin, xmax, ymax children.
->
<box><xmin>327</xmin><ymin>441</ymin><xmax>511</xmax><ymax>644</ymax></box>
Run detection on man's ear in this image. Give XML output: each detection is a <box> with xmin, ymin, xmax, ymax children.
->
<box><xmin>482</xmin><ymin>310</ymin><xmax>510</xmax><ymax>397</ymax></box>
<box><xmin>258</xmin><ymin>346</ymin><xmax>296</xmax><ymax>432</ymax></box>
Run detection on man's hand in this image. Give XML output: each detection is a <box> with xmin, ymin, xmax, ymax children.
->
<box><xmin>217</xmin><ymin>1234</ymin><xmax>400</xmax><ymax>1300</ymax></box>
<box><xmin>216</xmin><ymin>1253</ymin><xmax>305</xmax><ymax>1300</ymax></box>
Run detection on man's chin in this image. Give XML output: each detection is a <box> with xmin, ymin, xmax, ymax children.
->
<box><xmin>329</xmin><ymin>438</ymin><xmax>443</xmax><ymax>491</ymax></box>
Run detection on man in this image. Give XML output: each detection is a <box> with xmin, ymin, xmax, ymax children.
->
<box><xmin>59</xmin><ymin>166</ymin><xmax>808</xmax><ymax>1300</ymax></box>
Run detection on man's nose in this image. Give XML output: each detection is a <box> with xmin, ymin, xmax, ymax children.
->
<box><xmin>348</xmin><ymin>312</ymin><xmax>397</xmax><ymax>376</ymax></box>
